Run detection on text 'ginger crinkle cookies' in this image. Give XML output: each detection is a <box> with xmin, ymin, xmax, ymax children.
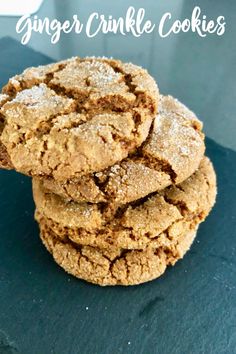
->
<box><xmin>33</xmin><ymin>157</ymin><xmax>217</xmax><ymax>251</ymax></box>
<box><xmin>39</xmin><ymin>95</ymin><xmax>205</xmax><ymax>204</ymax></box>
<box><xmin>0</xmin><ymin>57</ymin><xmax>158</xmax><ymax>180</ymax></box>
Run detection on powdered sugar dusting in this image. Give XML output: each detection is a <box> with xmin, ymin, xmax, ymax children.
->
<box><xmin>12</xmin><ymin>84</ymin><xmax>50</xmax><ymax>106</ymax></box>
<box><xmin>12</xmin><ymin>83</ymin><xmax>73</xmax><ymax>109</ymax></box>
<box><xmin>77</xmin><ymin>59</ymin><xmax>121</xmax><ymax>86</ymax></box>
<box><xmin>0</xmin><ymin>94</ymin><xmax>9</xmax><ymax>105</ymax></box>
<box><xmin>9</xmin><ymin>78</ymin><xmax>20</xmax><ymax>85</ymax></box>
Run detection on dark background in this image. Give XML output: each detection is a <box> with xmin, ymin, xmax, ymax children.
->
<box><xmin>0</xmin><ymin>1</ymin><xmax>236</xmax><ymax>353</ymax></box>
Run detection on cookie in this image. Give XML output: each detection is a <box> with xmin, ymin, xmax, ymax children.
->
<box><xmin>33</xmin><ymin>157</ymin><xmax>216</xmax><ymax>250</ymax></box>
<box><xmin>38</xmin><ymin>95</ymin><xmax>205</xmax><ymax>204</ymax></box>
<box><xmin>0</xmin><ymin>141</ymin><xmax>12</xmax><ymax>169</ymax></box>
<box><xmin>0</xmin><ymin>94</ymin><xmax>12</xmax><ymax>169</ymax></box>
<box><xmin>39</xmin><ymin>218</ymin><xmax>198</xmax><ymax>286</ymax></box>
<box><xmin>0</xmin><ymin>57</ymin><xmax>158</xmax><ymax>180</ymax></box>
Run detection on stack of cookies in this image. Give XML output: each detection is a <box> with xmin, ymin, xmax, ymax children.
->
<box><xmin>0</xmin><ymin>57</ymin><xmax>216</xmax><ymax>286</ymax></box>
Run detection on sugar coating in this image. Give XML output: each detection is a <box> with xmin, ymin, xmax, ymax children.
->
<box><xmin>0</xmin><ymin>94</ymin><xmax>9</xmax><ymax>105</ymax></box>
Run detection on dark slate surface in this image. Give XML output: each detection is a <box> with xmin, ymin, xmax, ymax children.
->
<box><xmin>0</xmin><ymin>38</ymin><xmax>235</xmax><ymax>354</ymax></box>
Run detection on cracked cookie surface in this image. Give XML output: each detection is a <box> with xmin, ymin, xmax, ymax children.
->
<box><xmin>0</xmin><ymin>94</ymin><xmax>12</xmax><ymax>169</ymax></box>
<box><xmin>33</xmin><ymin>157</ymin><xmax>216</xmax><ymax>250</ymax></box>
<box><xmin>0</xmin><ymin>57</ymin><xmax>158</xmax><ymax>180</ymax></box>
<box><xmin>38</xmin><ymin>95</ymin><xmax>205</xmax><ymax>204</ymax></box>
<box><xmin>39</xmin><ymin>220</ymin><xmax>198</xmax><ymax>286</ymax></box>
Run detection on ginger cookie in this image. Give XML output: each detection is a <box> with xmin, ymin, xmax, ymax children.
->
<box><xmin>0</xmin><ymin>57</ymin><xmax>158</xmax><ymax>180</ymax></box>
<box><xmin>38</xmin><ymin>95</ymin><xmax>205</xmax><ymax>204</ymax></box>
<box><xmin>33</xmin><ymin>157</ymin><xmax>216</xmax><ymax>250</ymax></box>
<box><xmin>0</xmin><ymin>94</ymin><xmax>12</xmax><ymax>169</ymax></box>
<box><xmin>38</xmin><ymin>219</ymin><xmax>198</xmax><ymax>286</ymax></box>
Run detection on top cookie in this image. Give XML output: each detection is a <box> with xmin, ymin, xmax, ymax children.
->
<box><xmin>0</xmin><ymin>57</ymin><xmax>158</xmax><ymax>180</ymax></box>
<box><xmin>39</xmin><ymin>95</ymin><xmax>205</xmax><ymax>204</ymax></box>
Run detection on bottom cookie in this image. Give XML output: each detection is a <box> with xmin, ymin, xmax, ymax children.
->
<box><xmin>39</xmin><ymin>220</ymin><xmax>198</xmax><ymax>286</ymax></box>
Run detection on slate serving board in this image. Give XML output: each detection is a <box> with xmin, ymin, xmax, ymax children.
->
<box><xmin>0</xmin><ymin>37</ymin><xmax>235</xmax><ymax>354</ymax></box>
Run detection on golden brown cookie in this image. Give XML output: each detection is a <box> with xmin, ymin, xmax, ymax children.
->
<box><xmin>33</xmin><ymin>157</ymin><xmax>216</xmax><ymax>250</ymax></box>
<box><xmin>39</xmin><ymin>95</ymin><xmax>205</xmax><ymax>204</ymax></box>
<box><xmin>0</xmin><ymin>141</ymin><xmax>12</xmax><ymax>169</ymax></box>
<box><xmin>39</xmin><ymin>219</ymin><xmax>198</xmax><ymax>286</ymax></box>
<box><xmin>0</xmin><ymin>57</ymin><xmax>158</xmax><ymax>180</ymax></box>
<box><xmin>0</xmin><ymin>94</ymin><xmax>12</xmax><ymax>169</ymax></box>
